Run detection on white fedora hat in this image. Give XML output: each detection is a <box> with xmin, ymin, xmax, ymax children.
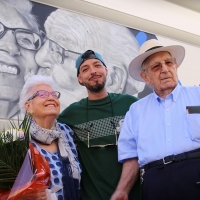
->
<box><xmin>129</xmin><ymin>39</ymin><xmax>185</xmax><ymax>82</ymax></box>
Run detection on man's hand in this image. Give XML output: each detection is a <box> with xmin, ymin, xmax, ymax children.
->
<box><xmin>110</xmin><ymin>190</ymin><xmax>128</xmax><ymax>200</ymax></box>
<box><xmin>110</xmin><ymin>158</ymin><xmax>139</xmax><ymax>200</ymax></box>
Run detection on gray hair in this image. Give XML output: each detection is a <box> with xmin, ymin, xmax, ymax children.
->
<box><xmin>19</xmin><ymin>75</ymin><xmax>56</xmax><ymax>113</ymax></box>
<box><xmin>141</xmin><ymin>62</ymin><xmax>147</xmax><ymax>72</ymax></box>
<box><xmin>1</xmin><ymin>0</ymin><xmax>39</xmax><ymax>32</ymax></box>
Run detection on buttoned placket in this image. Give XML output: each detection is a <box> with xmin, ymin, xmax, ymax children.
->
<box><xmin>160</xmin><ymin>97</ymin><xmax>173</xmax><ymax>156</ymax></box>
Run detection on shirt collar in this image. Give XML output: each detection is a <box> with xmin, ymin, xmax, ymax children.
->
<box><xmin>153</xmin><ymin>84</ymin><xmax>180</xmax><ymax>103</ymax></box>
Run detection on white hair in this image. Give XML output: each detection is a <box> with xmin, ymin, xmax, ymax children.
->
<box><xmin>44</xmin><ymin>9</ymin><xmax>138</xmax><ymax>59</ymax></box>
<box><xmin>1</xmin><ymin>0</ymin><xmax>39</xmax><ymax>32</ymax></box>
<box><xmin>19</xmin><ymin>75</ymin><xmax>56</xmax><ymax>113</ymax></box>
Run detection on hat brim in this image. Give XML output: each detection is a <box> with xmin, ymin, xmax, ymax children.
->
<box><xmin>129</xmin><ymin>45</ymin><xmax>185</xmax><ymax>82</ymax></box>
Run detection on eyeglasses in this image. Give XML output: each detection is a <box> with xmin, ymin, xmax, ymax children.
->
<box><xmin>86</xmin><ymin>121</ymin><xmax>118</xmax><ymax>148</ymax></box>
<box><xmin>28</xmin><ymin>90</ymin><xmax>61</xmax><ymax>101</ymax></box>
<box><xmin>0</xmin><ymin>22</ymin><xmax>42</xmax><ymax>50</ymax></box>
<box><xmin>143</xmin><ymin>57</ymin><xmax>176</xmax><ymax>73</ymax></box>
<box><xmin>48</xmin><ymin>38</ymin><xmax>80</xmax><ymax>64</ymax></box>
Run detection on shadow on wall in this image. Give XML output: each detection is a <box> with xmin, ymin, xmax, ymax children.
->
<box><xmin>138</xmin><ymin>84</ymin><xmax>153</xmax><ymax>98</ymax></box>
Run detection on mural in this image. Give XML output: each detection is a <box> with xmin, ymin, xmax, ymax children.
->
<box><xmin>0</xmin><ymin>0</ymin><xmax>156</xmax><ymax>120</ymax></box>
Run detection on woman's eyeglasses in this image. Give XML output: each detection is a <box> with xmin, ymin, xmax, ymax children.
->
<box><xmin>28</xmin><ymin>90</ymin><xmax>60</xmax><ymax>101</ymax></box>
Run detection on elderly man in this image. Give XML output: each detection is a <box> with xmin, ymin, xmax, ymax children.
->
<box><xmin>58</xmin><ymin>50</ymin><xmax>140</xmax><ymax>200</ymax></box>
<box><xmin>116</xmin><ymin>39</ymin><xmax>200</xmax><ymax>200</ymax></box>
<box><xmin>0</xmin><ymin>0</ymin><xmax>41</xmax><ymax>119</ymax></box>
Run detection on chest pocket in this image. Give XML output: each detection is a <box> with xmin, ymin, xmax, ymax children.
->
<box><xmin>187</xmin><ymin>113</ymin><xmax>200</xmax><ymax>141</ymax></box>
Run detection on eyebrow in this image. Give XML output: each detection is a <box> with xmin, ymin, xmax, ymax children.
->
<box><xmin>151</xmin><ymin>57</ymin><xmax>173</xmax><ymax>64</ymax></box>
<box><xmin>80</xmin><ymin>60</ymin><xmax>102</xmax><ymax>69</ymax></box>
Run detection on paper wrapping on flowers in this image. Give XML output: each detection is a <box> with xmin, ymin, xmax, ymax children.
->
<box><xmin>0</xmin><ymin>189</ymin><xmax>10</xmax><ymax>200</ymax></box>
<box><xmin>0</xmin><ymin>117</ymin><xmax>62</xmax><ymax>200</ymax></box>
<box><xmin>7</xmin><ymin>143</ymin><xmax>51</xmax><ymax>200</ymax></box>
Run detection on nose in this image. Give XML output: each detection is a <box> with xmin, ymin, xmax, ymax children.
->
<box><xmin>160</xmin><ymin>62</ymin><xmax>169</xmax><ymax>73</ymax></box>
<box><xmin>90</xmin><ymin>66</ymin><xmax>97</xmax><ymax>75</ymax></box>
<box><xmin>35</xmin><ymin>41</ymin><xmax>54</xmax><ymax>68</ymax></box>
<box><xmin>0</xmin><ymin>30</ymin><xmax>20</xmax><ymax>56</ymax></box>
<box><xmin>47</xmin><ymin>93</ymin><xmax>57</xmax><ymax>101</ymax></box>
<box><xmin>47</xmin><ymin>95</ymin><xmax>54</xmax><ymax>100</ymax></box>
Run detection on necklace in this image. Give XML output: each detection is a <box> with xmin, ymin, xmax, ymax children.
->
<box><xmin>85</xmin><ymin>93</ymin><xmax>117</xmax><ymax>148</ymax></box>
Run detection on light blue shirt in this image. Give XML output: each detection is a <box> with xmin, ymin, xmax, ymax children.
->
<box><xmin>118</xmin><ymin>84</ymin><xmax>200</xmax><ymax>167</ymax></box>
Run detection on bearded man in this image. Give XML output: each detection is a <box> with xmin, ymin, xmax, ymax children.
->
<box><xmin>58</xmin><ymin>50</ymin><xmax>140</xmax><ymax>200</ymax></box>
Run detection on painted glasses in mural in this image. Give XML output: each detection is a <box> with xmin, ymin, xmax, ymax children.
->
<box><xmin>0</xmin><ymin>21</ymin><xmax>42</xmax><ymax>53</ymax></box>
<box><xmin>45</xmin><ymin>35</ymin><xmax>80</xmax><ymax>64</ymax></box>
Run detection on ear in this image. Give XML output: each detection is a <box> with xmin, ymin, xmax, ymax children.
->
<box><xmin>105</xmin><ymin>67</ymin><xmax>108</xmax><ymax>75</ymax></box>
<box><xmin>25</xmin><ymin>101</ymin><xmax>32</xmax><ymax>114</ymax></box>
<box><xmin>140</xmin><ymin>71</ymin><xmax>150</xmax><ymax>85</ymax></box>
<box><xmin>78</xmin><ymin>74</ymin><xmax>84</xmax><ymax>86</ymax></box>
<box><xmin>106</xmin><ymin>65</ymin><xmax>127</xmax><ymax>93</ymax></box>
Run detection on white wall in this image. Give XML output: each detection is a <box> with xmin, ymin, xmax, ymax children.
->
<box><xmin>83</xmin><ymin>0</ymin><xmax>200</xmax><ymax>36</ymax></box>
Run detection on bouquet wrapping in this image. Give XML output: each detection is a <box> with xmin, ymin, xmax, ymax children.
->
<box><xmin>0</xmin><ymin>116</ymin><xmax>58</xmax><ymax>199</ymax></box>
<box><xmin>7</xmin><ymin>143</ymin><xmax>51</xmax><ymax>199</ymax></box>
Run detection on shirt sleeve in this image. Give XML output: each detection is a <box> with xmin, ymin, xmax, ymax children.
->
<box><xmin>118</xmin><ymin>105</ymin><xmax>138</xmax><ymax>163</ymax></box>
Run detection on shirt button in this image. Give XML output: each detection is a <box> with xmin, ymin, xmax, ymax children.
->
<box><xmin>167</xmin><ymin>124</ymin><xmax>170</xmax><ymax>126</ymax></box>
<box><xmin>167</xmin><ymin>139</ymin><xmax>170</xmax><ymax>142</ymax></box>
<box><xmin>166</xmin><ymin>109</ymin><xmax>169</xmax><ymax>112</ymax></box>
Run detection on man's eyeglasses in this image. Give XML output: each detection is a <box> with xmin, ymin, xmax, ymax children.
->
<box><xmin>48</xmin><ymin>38</ymin><xmax>80</xmax><ymax>64</ymax></box>
<box><xmin>143</xmin><ymin>57</ymin><xmax>176</xmax><ymax>73</ymax></box>
<box><xmin>28</xmin><ymin>90</ymin><xmax>61</xmax><ymax>101</ymax></box>
<box><xmin>86</xmin><ymin>121</ymin><xmax>118</xmax><ymax>148</ymax></box>
<box><xmin>0</xmin><ymin>22</ymin><xmax>42</xmax><ymax>51</ymax></box>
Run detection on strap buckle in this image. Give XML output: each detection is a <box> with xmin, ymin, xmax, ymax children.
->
<box><xmin>163</xmin><ymin>157</ymin><xmax>172</xmax><ymax>165</ymax></box>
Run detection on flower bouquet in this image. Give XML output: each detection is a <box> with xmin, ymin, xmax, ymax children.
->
<box><xmin>0</xmin><ymin>115</ymin><xmax>51</xmax><ymax>200</ymax></box>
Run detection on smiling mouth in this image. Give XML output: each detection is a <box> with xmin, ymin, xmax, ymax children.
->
<box><xmin>0</xmin><ymin>63</ymin><xmax>19</xmax><ymax>75</ymax></box>
<box><xmin>45</xmin><ymin>104</ymin><xmax>56</xmax><ymax>107</ymax></box>
<box><xmin>89</xmin><ymin>75</ymin><xmax>101</xmax><ymax>81</ymax></box>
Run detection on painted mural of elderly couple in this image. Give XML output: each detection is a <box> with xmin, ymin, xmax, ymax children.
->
<box><xmin>0</xmin><ymin>0</ymin><xmax>151</xmax><ymax>120</ymax></box>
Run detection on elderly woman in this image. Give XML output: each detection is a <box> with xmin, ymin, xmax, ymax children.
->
<box><xmin>18</xmin><ymin>75</ymin><xmax>81</xmax><ymax>200</ymax></box>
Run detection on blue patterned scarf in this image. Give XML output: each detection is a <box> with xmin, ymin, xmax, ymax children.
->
<box><xmin>30</xmin><ymin>120</ymin><xmax>80</xmax><ymax>200</ymax></box>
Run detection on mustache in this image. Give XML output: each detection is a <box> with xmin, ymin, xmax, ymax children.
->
<box><xmin>89</xmin><ymin>74</ymin><xmax>101</xmax><ymax>81</ymax></box>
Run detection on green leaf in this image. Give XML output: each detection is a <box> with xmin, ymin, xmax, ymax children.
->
<box><xmin>0</xmin><ymin>113</ymin><xmax>31</xmax><ymax>189</ymax></box>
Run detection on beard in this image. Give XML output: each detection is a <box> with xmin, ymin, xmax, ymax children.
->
<box><xmin>84</xmin><ymin>79</ymin><xmax>106</xmax><ymax>92</ymax></box>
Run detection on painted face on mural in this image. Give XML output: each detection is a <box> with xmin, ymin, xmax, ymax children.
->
<box><xmin>35</xmin><ymin>25</ymin><xmax>83</xmax><ymax>91</ymax></box>
<box><xmin>35</xmin><ymin>8</ymin><xmax>147</xmax><ymax>108</ymax></box>
<box><xmin>0</xmin><ymin>1</ymin><xmax>39</xmax><ymax>104</ymax></box>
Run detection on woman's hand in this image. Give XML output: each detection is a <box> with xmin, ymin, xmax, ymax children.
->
<box><xmin>19</xmin><ymin>187</ymin><xmax>47</xmax><ymax>200</ymax></box>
